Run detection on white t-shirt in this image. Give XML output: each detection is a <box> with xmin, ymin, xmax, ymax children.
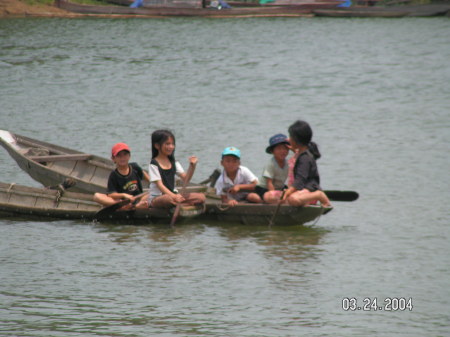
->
<box><xmin>214</xmin><ymin>166</ymin><xmax>258</xmax><ymax>201</ymax></box>
<box><xmin>148</xmin><ymin>160</ymin><xmax>184</xmax><ymax>201</ymax></box>
<box><xmin>258</xmin><ymin>157</ymin><xmax>288</xmax><ymax>190</ymax></box>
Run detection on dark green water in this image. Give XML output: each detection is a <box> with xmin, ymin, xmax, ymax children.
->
<box><xmin>0</xmin><ymin>17</ymin><xmax>449</xmax><ymax>336</ymax></box>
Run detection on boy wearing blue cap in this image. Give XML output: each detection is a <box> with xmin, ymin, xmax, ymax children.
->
<box><xmin>214</xmin><ymin>147</ymin><xmax>262</xmax><ymax>206</ymax></box>
<box><xmin>255</xmin><ymin>133</ymin><xmax>290</xmax><ymax>203</ymax></box>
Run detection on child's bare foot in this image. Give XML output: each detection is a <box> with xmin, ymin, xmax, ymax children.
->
<box><xmin>118</xmin><ymin>203</ymin><xmax>135</xmax><ymax>211</ymax></box>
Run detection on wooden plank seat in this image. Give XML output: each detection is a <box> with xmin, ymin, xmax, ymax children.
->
<box><xmin>29</xmin><ymin>154</ymin><xmax>93</xmax><ymax>162</ymax></box>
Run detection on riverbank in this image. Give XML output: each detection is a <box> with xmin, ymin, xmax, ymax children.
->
<box><xmin>0</xmin><ymin>0</ymin><xmax>77</xmax><ymax>17</ymax></box>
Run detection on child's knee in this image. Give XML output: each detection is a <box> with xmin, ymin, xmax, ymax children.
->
<box><xmin>247</xmin><ymin>193</ymin><xmax>262</xmax><ymax>203</ymax></box>
<box><xmin>287</xmin><ymin>193</ymin><xmax>303</xmax><ymax>206</ymax></box>
<box><xmin>196</xmin><ymin>193</ymin><xmax>206</xmax><ymax>202</ymax></box>
<box><xmin>263</xmin><ymin>191</ymin><xmax>280</xmax><ymax>203</ymax></box>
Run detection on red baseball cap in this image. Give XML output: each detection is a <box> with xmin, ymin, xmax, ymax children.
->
<box><xmin>111</xmin><ymin>143</ymin><xmax>130</xmax><ymax>157</ymax></box>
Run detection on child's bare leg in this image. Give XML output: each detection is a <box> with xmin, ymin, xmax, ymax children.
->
<box><xmin>287</xmin><ymin>190</ymin><xmax>322</xmax><ymax>207</ymax></box>
<box><xmin>317</xmin><ymin>191</ymin><xmax>332</xmax><ymax>207</ymax></box>
<box><xmin>135</xmin><ymin>199</ymin><xmax>150</xmax><ymax>209</ymax></box>
<box><xmin>151</xmin><ymin>195</ymin><xmax>175</xmax><ymax>208</ymax></box>
<box><xmin>183</xmin><ymin>192</ymin><xmax>206</xmax><ymax>205</ymax></box>
<box><xmin>263</xmin><ymin>190</ymin><xmax>283</xmax><ymax>204</ymax></box>
<box><xmin>246</xmin><ymin>192</ymin><xmax>263</xmax><ymax>203</ymax></box>
<box><xmin>93</xmin><ymin>193</ymin><xmax>116</xmax><ymax>206</ymax></box>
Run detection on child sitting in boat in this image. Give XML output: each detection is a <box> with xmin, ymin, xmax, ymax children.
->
<box><xmin>93</xmin><ymin>143</ymin><xmax>149</xmax><ymax>209</ymax></box>
<box><xmin>148</xmin><ymin>129</ymin><xmax>205</xmax><ymax>208</ymax></box>
<box><xmin>283</xmin><ymin>120</ymin><xmax>331</xmax><ymax>208</ymax></box>
<box><xmin>255</xmin><ymin>133</ymin><xmax>290</xmax><ymax>204</ymax></box>
<box><xmin>214</xmin><ymin>147</ymin><xmax>262</xmax><ymax>207</ymax></box>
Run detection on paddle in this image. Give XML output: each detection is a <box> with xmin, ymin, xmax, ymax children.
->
<box><xmin>170</xmin><ymin>163</ymin><xmax>196</xmax><ymax>227</ymax></box>
<box><xmin>94</xmin><ymin>192</ymin><xmax>148</xmax><ymax>220</ymax></box>
<box><xmin>268</xmin><ymin>190</ymin><xmax>286</xmax><ymax>227</ymax></box>
<box><xmin>199</xmin><ymin>168</ymin><xmax>221</xmax><ymax>186</ymax></box>
<box><xmin>216</xmin><ymin>181</ymin><xmax>359</xmax><ymax>201</ymax></box>
<box><xmin>324</xmin><ymin>190</ymin><xmax>359</xmax><ymax>202</ymax></box>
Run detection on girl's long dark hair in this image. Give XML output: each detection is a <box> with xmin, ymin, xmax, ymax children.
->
<box><xmin>288</xmin><ymin>120</ymin><xmax>321</xmax><ymax>160</ymax></box>
<box><xmin>151</xmin><ymin>129</ymin><xmax>176</xmax><ymax>163</ymax></box>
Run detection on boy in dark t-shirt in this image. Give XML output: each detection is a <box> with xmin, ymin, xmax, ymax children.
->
<box><xmin>93</xmin><ymin>143</ymin><xmax>149</xmax><ymax>209</ymax></box>
<box><xmin>107</xmin><ymin>162</ymin><xmax>144</xmax><ymax>196</ymax></box>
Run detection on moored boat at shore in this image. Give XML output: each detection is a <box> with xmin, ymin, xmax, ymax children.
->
<box><xmin>312</xmin><ymin>3</ymin><xmax>450</xmax><ymax>17</ymax></box>
<box><xmin>312</xmin><ymin>8</ymin><xmax>408</xmax><ymax>17</ymax></box>
<box><xmin>54</xmin><ymin>0</ymin><xmax>342</xmax><ymax>17</ymax></box>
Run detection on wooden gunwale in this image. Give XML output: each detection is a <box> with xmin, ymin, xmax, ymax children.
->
<box><xmin>29</xmin><ymin>154</ymin><xmax>93</xmax><ymax>162</ymax></box>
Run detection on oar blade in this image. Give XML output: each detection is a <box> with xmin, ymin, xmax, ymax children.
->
<box><xmin>94</xmin><ymin>199</ymin><xmax>131</xmax><ymax>220</ymax></box>
<box><xmin>324</xmin><ymin>190</ymin><xmax>359</xmax><ymax>202</ymax></box>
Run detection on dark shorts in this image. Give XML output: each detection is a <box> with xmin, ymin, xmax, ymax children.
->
<box><xmin>255</xmin><ymin>185</ymin><xmax>288</xmax><ymax>199</ymax></box>
<box><xmin>254</xmin><ymin>186</ymin><xmax>268</xmax><ymax>199</ymax></box>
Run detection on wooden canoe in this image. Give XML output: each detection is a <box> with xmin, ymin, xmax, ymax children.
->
<box><xmin>0</xmin><ymin>130</ymin><xmax>207</xmax><ymax>195</ymax></box>
<box><xmin>0</xmin><ymin>130</ymin><xmax>116</xmax><ymax>194</ymax></box>
<box><xmin>0</xmin><ymin>181</ymin><xmax>331</xmax><ymax>226</ymax></box>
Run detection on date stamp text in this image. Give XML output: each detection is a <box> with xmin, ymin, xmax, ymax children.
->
<box><xmin>342</xmin><ymin>297</ymin><xmax>413</xmax><ymax>311</ymax></box>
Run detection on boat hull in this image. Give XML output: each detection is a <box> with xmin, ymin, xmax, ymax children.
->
<box><xmin>203</xmin><ymin>202</ymin><xmax>330</xmax><ymax>226</ymax></box>
<box><xmin>0</xmin><ymin>181</ymin><xmax>331</xmax><ymax>226</ymax></box>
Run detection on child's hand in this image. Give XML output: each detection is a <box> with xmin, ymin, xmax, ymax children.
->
<box><xmin>228</xmin><ymin>185</ymin><xmax>240</xmax><ymax>194</ymax></box>
<box><xmin>123</xmin><ymin>193</ymin><xmax>134</xmax><ymax>201</ymax></box>
<box><xmin>188</xmin><ymin>156</ymin><xmax>198</xmax><ymax>166</ymax></box>
<box><xmin>228</xmin><ymin>199</ymin><xmax>238</xmax><ymax>207</ymax></box>
<box><xmin>172</xmin><ymin>193</ymin><xmax>185</xmax><ymax>204</ymax></box>
<box><xmin>282</xmin><ymin>188</ymin><xmax>294</xmax><ymax>201</ymax></box>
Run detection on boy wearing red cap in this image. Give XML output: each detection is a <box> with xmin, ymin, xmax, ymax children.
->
<box><xmin>93</xmin><ymin>143</ymin><xmax>149</xmax><ymax>208</ymax></box>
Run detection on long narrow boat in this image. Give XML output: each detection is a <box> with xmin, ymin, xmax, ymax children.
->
<box><xmin>0</xmin><ymin>181</ymin><xmax>331</xmax><ymax>226</ymax></box>
<box><xmin>54</xmin><ymin>0</ymin><xmax>343</xmax><ymax>17</ymax></box>
<box><xmin>0</xmin><ymin>130</ymin><xmax>207</xmax><ymax>195</ymax></box>
<box><xmin>312</xmin><ymin>8</ymin><xmax>408</xmax><ymax>17</ymax></box>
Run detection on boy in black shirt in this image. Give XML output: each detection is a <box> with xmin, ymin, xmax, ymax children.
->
<box><xmin>93</xmin><ymin>143</ymin><xmax>149</xmax><ymax>209</ymax></box>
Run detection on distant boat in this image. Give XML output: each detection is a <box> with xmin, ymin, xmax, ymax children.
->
<box><xmin>54</xmin><ymin>0</ymin><xmax>342</xmax><ymax>17</ymax></box>
<box><xmin>312</xmin><ymin>8</ymin><xmax>408</xmax><ymax>17</ymax></box>
<box><xmin>313</xmin><ymin>4</ymin><xmax>450</xmax><ymax>17</ymax></box>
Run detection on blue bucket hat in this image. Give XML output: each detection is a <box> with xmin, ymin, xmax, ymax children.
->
<box><xmin>266</xmin><ymin>134</ymin><xmax>289</xmax><ymax>154</ymax></box>
<box><xmin>222</xmin><ymin>146</ymin><xmax>241</xmax><ymax>159</ymax></box>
